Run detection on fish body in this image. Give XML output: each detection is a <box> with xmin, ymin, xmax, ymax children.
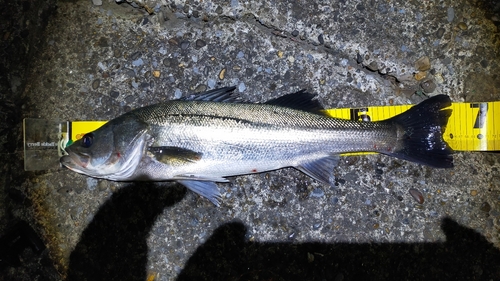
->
<box><xmin>61</xmin><ymin>87</ymin><xmax>453</xmax><ymax>205</ymax></box>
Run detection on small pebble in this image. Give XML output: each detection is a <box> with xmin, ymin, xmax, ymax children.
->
<box><xmin>414</xmin><ymin>71</ymin><xmax>427</xmax><ymax>81</ymax></box>
<box><xmin>98</xmin><ymin>62</ymin><xmax>107</xmax><ymax>71</ymax></box>
<box><xmin>436</xmin><ymin>27</ymin><xmax>445</xmax><ymax>39</ymax></box>
<box><xmin>110</xmin><ymin>90</ymin><xmax>119</xmax><ymax>98</ymax></box>
<box><xmin>356</xmin><ymin>53</ymin><xmax>363</xmax><ymax>64</ymax></box>
<box><xmin>366</xmin><ymin>61</ymin><xmax>378</xmax><ymax>71</ymax></box>
<box><xmin>421</xmin><ymin>79</ymin><xmax>436</xmax><ymax>93</ymax></box>
<box><xmin>238</xmin><ymin>82</ymin><xmax>246</xmax><ymax>92</ymax></box>
<box><xmin>92</xmin><ymin>79</ymin><xmax>100</xmax><ymax>90</ymax></box>
<box><xmin>470</xmin><ymin>190</ymin><xmax>478</xmax><ymax>196</ymax></box>
<box><xmin>98</xmin><ymin>181</ymin><xmax>107</xmax><ymax>191</ymax></box>
<box><xmin>447</xmin><ymin>7</ymin><xmax>454</xmax><ymax>23</ymax></box>
<box><xmin>480</xmin><ymin>202</ymin><xmax>491</xmax><ymax>213</ymax></box>
<box><xmin>180</xmin><ymin>41</ymin><xmax>190</xmax><ymax>50</ymax></box>
<box><xmin>195</xmin><ymin>39</ymin><xmax>206</xmax><ymax>49</ymax></box>
<box><xmin>277</xmin><ymin>50</ymin><xmax>284</xmax><ymax>58</ymax></box>
<box><xmin>219</xmin><ymin>68</ymin><xmax>226</xmax><ymax>80</ymax></box>
<box><xmin>130</xmin><ymin>51</ymin><xmax>142</xmax><ymax>60</ymax></box>
<box><xmin>312</xmin><ymin>221</ymin><xmax>322</xmax><ymax>230</ymax></box>
<box><xmin>415</xmin><ymin>56</ymin><xmax>431</xmax><ymax>71</ymax></box>
<box><xmin>409</xmin><ymin>188</ymin><xmax>424</xmax><ymax>204</ymax></box>
<box><xmin>132</xmin><ymin>58</ymin><xmax>144</xmax><ymax>66</ymax></box>
<box><xmin>153</xmin><ymin>70</ymin><xmax>161</xmax><ymax>78</ymax></box>
<box><xmin>86</xmin><ymin>178</ymin><xmax>98</xmax><ymax>191</ymax></box>
<box><xmin>195</xmin><ymin>84</ymin><xmax>207</xmax><ymax>92</ymax></box>
<box><xmin>457</xmin><ymin>22</ymin><xmax>467</xmax><ymax>30</ymax></box>
<box><xmin>291</xmin><ymin>30</ymin><xmax>299</xmax><ymax>37</ymax></box>
<box><xmin>310</xmin><ymin>188</ymin><xmax>325</xmax><ymax>198</ymax></box>
<box><xmin>318</xmin><ymin>34</ymin><xmax>324</xmax><ymax>45</ymax></box>
<box><xmin>174</xmin><ymin>89</ymin><xmax>182</xmax><ymax>99</ymax></box>
<box><xmin>125</xmin><ymin>95</ymin><xmax>135</xmax><ymax>103</ymax></box>
<box><xmin>207</xmin><ymin>79</ymin><xmax>216</xmax><ymax>88</ymax></box>
<box><xmin>480</xmin><ymin>60</ymin><xmax>488</xmax><ymax>68</ymax></box>
<box><xmin>434</xmin><ymin>73</ymin><xmax>444</xmax><ymax>83</ymax></box>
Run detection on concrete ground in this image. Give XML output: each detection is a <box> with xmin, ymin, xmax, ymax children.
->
<box><xmin>1</xmin><ymin>0</ymin><xmax>500</xmax><ymax>280</ymax></box>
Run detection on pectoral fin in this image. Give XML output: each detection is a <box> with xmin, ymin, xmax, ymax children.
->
<box><xmin>148</xmin><ymin>146</ymin><xmax>202</xmax><ymax>166</ymax></box>
<box><xmin>177</xmin><ymin>179</ymin><xmax>222</xmax><ymax>206</ymax></box>
<box><xmin>296</xmin><ymin>155</ymin><xmax>339</xmax><ymax>185</ymax></box>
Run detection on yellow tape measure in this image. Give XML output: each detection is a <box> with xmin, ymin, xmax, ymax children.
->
<box><xmin>68</xmin><ymin>101</ymin><xmax>500</xmax><ymax>152</ymax></box>
<box><xmin>70</xmin><ymin>121</ymin><xmax>107</xmax><ymax>142</ymax></box>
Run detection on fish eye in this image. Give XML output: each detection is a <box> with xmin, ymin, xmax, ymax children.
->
<box><xmin>81</xmin><ymin>133</ymin><xmax>94</xmax><ymax>148</ymax></box>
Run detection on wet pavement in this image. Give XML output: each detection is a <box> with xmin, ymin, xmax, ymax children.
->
<box><xmin>1</xmin><ymin>0</ymin><xmax>500</xmax><ymax>280</ymax></box>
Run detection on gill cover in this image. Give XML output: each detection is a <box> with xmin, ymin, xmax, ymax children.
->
<box><xmin>60</xmin><ymin>113</ymin><xmax>149</xmax><ymax>180</ymax></box>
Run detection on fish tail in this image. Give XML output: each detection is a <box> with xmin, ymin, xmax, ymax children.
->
<box><xmin>383</xmin><ymin>95</ymin><xmax>453</xmax><ymax>168</ymax></box>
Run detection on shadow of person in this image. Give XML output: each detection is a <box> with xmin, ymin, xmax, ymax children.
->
<box><xmin>178</xmin><ymin>217</ymin><xmax>500</xmax><ymax>281</ymax></box>
<box><xmin>67</xmin><ymin>182</ymin><xmax>186</xmax><ymax>281</ymax></box>
<box><xmin>67</xmin><ymin>181</ymin><xmax>500</xmax><ymax>281</ymax></box>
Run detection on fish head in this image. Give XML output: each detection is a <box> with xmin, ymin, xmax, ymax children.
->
<box><xmin>60</xmin><ymin>114</ymin><xmax>149</xmax><ymax>180</ymax></box>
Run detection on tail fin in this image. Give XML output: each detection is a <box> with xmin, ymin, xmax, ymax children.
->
<box><xmin>383</xmin><ymin>95</ymin><xmax>453</xmax><ymax>168</ymax></box>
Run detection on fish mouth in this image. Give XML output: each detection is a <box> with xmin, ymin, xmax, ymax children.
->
<box><xmin>60</xmin><ymin>152</ymin><xmax>90</xmax><ymax>172</ymax></box>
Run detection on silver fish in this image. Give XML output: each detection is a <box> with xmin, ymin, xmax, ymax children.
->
<box><xmin>60</xmin><ymin>87</ymin><xmax>453</xmax><ymax>205</ymax></box>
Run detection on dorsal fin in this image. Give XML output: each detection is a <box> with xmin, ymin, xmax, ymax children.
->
<box><xmin>181</xmin><ymin>87</ymin><xmax>238</xmax><ymax>102</ymax></box>
<box><xmin>265</xmin><ymin>90</ymin><xmax>324</xmax><ymax>114</ymax></box>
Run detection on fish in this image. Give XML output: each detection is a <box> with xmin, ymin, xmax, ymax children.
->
<box><xmin>60</xmin><ymin>87</ymin><xmax>453</xmax><ymax>206</ymax></box>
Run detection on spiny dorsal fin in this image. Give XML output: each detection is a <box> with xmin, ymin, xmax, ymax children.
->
<box><xmin>265</xmin><ymin>90</ymin><xmax>325</xmax><ymax>114</ymax></box>
<box><xmin>181</xmin><ymin>87</ymin><xmax>238</xmax><ymax>102</ymax></box>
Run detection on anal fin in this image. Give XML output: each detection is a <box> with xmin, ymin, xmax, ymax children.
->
<box><xmin>296</xmin><ymin>155</ymin><xmax>339</xmax><ymax>185</ymax></box>
<box><xmin>177</xmin><ymin>179</ymin><xmax>222</xmax><ymax>206</ymax></box>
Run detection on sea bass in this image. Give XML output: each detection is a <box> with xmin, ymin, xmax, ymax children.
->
<box><xmin>60</xmin><ymin>87</ymin><xmax>453</xmax><ymax>205</ymax></box>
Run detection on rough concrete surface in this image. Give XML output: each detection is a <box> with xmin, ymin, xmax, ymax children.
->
<box><xmin>1</xmin><ymin>0</ymin><xmax>500</xmax><ymax>280</ymax></box>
